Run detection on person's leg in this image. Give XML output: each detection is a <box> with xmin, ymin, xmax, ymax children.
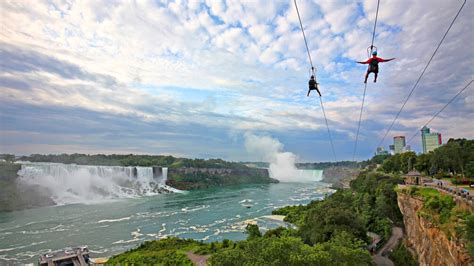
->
<box><xmin>307</xmin><ymin>89</ymin><xmax>310</xmax><ymax>97</ymax></box>
<box><xmin>374</xmin><ymin>72</ymin><xmax>378</xmax><ymax>83</ymax></box>
<box><xmin>364</xmin><ymin>72</ymin><xmax>369</xmax><ymax>83</ymax></box>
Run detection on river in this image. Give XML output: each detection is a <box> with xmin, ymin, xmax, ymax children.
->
<box><xmin>0</xmin><ymin>175</ymin><xmax>331</xmax><ymax>264</ymax></box>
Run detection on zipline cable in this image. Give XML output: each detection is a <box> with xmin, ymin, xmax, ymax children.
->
<box><xmin>294</xmin><ymin>0</ymin><xmax>314</xmax><ymax>70</ymax></box>
<box><xmin>406</xmin><ymin>80</ymin><xmax>473</xmax><ymax>144</ymax></box>
<box><xmin>352</xmin><ymin>83</ymin><xmax>368</xmax><ymax>160</ymax></box>
<box><xmin>319</xmin><ymin>97</ymin><xmax>337</xmax><ymax>161</ymax></box>
<box><xmin>352</xmin><ymin>0</ymin><xmax>380</xmax><ymax>160</ymax></box>
<box><xmin>377</xmin><ymin>0</ymin><xmax>467</xmax><ymax>148</ymax></box>
<box><xmin>294</xmin><ymin>0</ymin><xmax>337</xmax><ymax>161</ymax></box>
<box><xmin>370</xmin><ymin>0</ymin><xmax>381</xmax><ymax>50</ymax></box>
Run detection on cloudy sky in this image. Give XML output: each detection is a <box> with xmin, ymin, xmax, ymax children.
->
<box><xmin>1</xmin><ymin>0</ymin><xmax>473</xmax><ymax>162</ymax></box>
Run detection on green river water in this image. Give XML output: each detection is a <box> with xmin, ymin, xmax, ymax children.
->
<box><xmin>0</xmin><ymin>178</ymin><xmax>331</xmax><ymax>264</ymax></box>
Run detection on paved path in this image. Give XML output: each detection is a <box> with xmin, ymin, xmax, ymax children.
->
<box><xmin>373</xmin><ymin>254</ymin><xmax>394</xmax><ymax>266</ymax></box>
<box><xmin>186</xmin><ymin>251</ymin><xmax>210</xmax><ymax>266</ymax></box>
<box><xmin>373</xmin><ymin>227</ymin><xmax>403</xmax><ymax>266</ymax></box>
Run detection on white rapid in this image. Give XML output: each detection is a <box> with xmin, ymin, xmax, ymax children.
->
<box><xmin>16</xmin><ymin>163</ymin><xmax>177</xmax><ymax>205</ymax></box>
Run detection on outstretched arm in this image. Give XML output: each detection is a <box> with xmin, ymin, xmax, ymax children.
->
<box><xmin>357</xmin><ymin>58</ymin><xmax>370</xmax><ymax>64</ymax></box>
<box><xmin>379</xmin><ymin>58</ymin><xmax>396</xmax><ymax>62</ymax></box>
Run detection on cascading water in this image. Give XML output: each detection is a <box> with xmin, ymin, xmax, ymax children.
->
<box><xmin>298</xmin><ymin>169</ymin><xmax>323</xmax><ymax>181</ymax></box>
<box><xmin>162</xmin><ymin>167</ymin><xmax>168</xmax><ymax>185</ymax></box>
<box><xmin>16</xmin><ymin>163</ymin><xmax>179</xmax><ymax>205</ymax></box>
<box><xmin>158</xmin><ymin>167</ymin><xmax>183</xmax><ymax>193</ymax></box>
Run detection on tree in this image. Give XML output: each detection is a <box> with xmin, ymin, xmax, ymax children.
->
<box><xmin>0</xmin><ymin>154</ymin><xmax>16</xmax><ymax>162</ymax></box>
<box><xmin>465</xmin><ymin>214</ymin><xmax>474</xmax><ymax>258</ymax></box>
<box><xmin>382</xmin><ymin>158</ymin><xmax>394</xmax><ymax>173</ymax></box>
<box><xmin>300</xmin><ymin>194</ymin><xmax>368</xmax><ymax>245</ymax></box>
<box><xmin>371</xmin><ymin>154</ymin><xmax>391</xmax><ymax>165</ymax></box>
<box><xmin>245</xmin><ymin>224</ymin><xmax>262</xmax><ymax>240</ymax></box>
<box><xmin>208</xmin><ymin>237</ymin><xmax>374</xmax><ymax>266</ymax></box>
<box><xmin>465</xmin><ymin>161</ymin><xmax>474</xmax><ymax>179</ymax></box>
<box><xmin>415</xmin><ymin>153</ymin><xmax>431</xmax><ymax>174</ymax></box>
<box><xmin>400</xmin><ymin>152</ymin><xmax>417</xmax><ymax>173</ymax></box>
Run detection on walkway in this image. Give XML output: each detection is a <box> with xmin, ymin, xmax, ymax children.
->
<box><xmin>186</xmin><ymin>251</ymin><xmax>210</xmax><ymax>266</ymax></box>
<box><xmin>373</xmin><ymin>227</ymin><xmax>403</xmax><ymax>266</ymax></box>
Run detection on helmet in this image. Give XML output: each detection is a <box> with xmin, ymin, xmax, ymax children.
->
<box><xmin>310</xmin><ymin>75</ymin><xmax>314</xmax><ymax>79</ymax></box>
<box><xmin>372</xmin><ymin>51</ymin><xmax>377</xmax><ymax>56</ymax></box>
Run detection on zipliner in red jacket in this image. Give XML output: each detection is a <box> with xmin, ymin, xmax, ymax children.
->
<box><xmin>358</xmin><ymin>51</ymin><xmax>395</xmax><ymax>83</ymax></box>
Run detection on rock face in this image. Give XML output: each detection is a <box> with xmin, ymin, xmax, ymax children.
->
<box><xmin>397</xmin><ymin>192</ymin><xmax>472</xmax><ymax>266</ymax></box>
<box><xmin>321</xmin><ymin>167</ymin><xmax>360</xmax><ymax>188</ymax></box>
<box><xmin>0</xmin><ymin>162</ymin><xmax>56</xmax><ymax>212</ymax></box>
<box><xmin>166</xmin><ymin>167</ymin><xmax>277</xmax><ymax>190</ymax></box>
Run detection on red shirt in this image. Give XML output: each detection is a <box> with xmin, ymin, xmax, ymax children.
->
<box><xmin>360</xmin><ymin>56</ymin><xmax>392</xmax><ymax>64</ymax></box>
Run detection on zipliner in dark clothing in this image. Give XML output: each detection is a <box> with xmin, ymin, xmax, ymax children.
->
<box><xmin>308</xmin><ymin>76</ymin><xmax>321</xmax><ymax>97</ymax></box>
<box><xmin>358</xmin><ymin>52</ymin><xmax>395</xmax><ymax>83</ymax></box>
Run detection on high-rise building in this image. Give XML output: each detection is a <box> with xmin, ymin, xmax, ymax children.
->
<box><xmin>376</xmin><ymin>146</ymin><xmax>389</xmax><ymax>155</ymax></box>
<box><xmin>421</xmin><ymin>126</ymin><xmax>442</xmax><ymax>153</ymax></box>
<box><xmin>393</xmin><ymin>136</ymin><xmax>406</xmax><ymax>154</ymax></box>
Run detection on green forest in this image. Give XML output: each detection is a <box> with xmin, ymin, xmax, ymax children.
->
<box><xmin>8</xmin><ymin>153</ymin><xmax>250</xmax><ymax>169</ymax></box>
<box><xmin>167</xmin><ymin>169</ymin><xmax>277</xmax><ymax>190</ymax></box>
<box><xmin>365</xmin><ymin>139</ymin><xmax>474</xmax><ymax>180</ymax></box>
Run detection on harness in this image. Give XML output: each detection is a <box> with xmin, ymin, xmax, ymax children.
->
<box><xmin>369</xmin><ymin>58</ymin><xmax>379</xmax><ymax>72</ymax></box>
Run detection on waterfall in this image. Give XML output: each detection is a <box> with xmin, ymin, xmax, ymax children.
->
<box><xmin>136</xmin><ymin>167</ymin><xmax>153</xmax><ymax>184</ymax></box>
<box><xmin>305</xmin><ymin>169</ymin><xmax>323</xmax><ymax>181</ymax></box>
<box><xmin>16</xmin><ymin>162</ymin><xmax>179</xmax><ymax>205</ymax></box>
<box><xmin>289</xmin><ymin>169</ymin><xmax>323</xmax><ymax>182</ymax></box>
<box><xmin>162</xmin><ymin>167</ymin><xmax>168</xmax><ymax>185</ymax></box>
<box><xmin>158</xmin><ymin>167</ymin><xmax>182</xmax><ymax>193</ymax></box>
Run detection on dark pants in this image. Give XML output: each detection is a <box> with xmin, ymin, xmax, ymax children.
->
<box><xmin>307</xmin><ymin>87</ymin><xmax>321</xmax><ymax>97</ymax></box>
<box><xmin>365</xmin><ymin>69</ymin><xmax>378</xmax><ymax>83</ymax></box>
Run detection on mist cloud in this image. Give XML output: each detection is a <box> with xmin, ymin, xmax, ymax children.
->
<box><xmin>244</xmin><ymin>133</ymin><xmax>320</xmax><ymax>182</ymax></box>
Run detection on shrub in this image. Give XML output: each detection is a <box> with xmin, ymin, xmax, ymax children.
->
<box><xmin>389</xmin><ymin>242</ymin><xmax>418</xmax><ymax>266</ymax></box>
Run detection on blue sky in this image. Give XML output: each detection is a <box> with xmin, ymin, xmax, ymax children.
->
<box><xmin>0</xmin><ymin>0</ymin><xmax>473</xmax><ymax>162</ymax></box>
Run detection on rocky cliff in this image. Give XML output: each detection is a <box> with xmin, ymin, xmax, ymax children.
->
<box><xmin>321</xmin><ymin>167</ymin><xmax>360</xmax><ymax>188</ymax></box>
<box><xmin>0</xmin><ymin>162</ymin><xmax>55</xmax><ymax>212</ymax></box>
<box><xmin>397</xmin><ymin>191</ymin><xmax>472</xmax><ymax>266</ymax></box>
<box><xmin>166</xmin><ymin>167</ymin><xmax>277</xmax><ymax>190</ymax></box>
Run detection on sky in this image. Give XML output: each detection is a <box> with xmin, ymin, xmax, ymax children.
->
<box><xmin>0</xmin><ymin>0</ymin><xmax>473</xmax><ymax>162</ymax></box>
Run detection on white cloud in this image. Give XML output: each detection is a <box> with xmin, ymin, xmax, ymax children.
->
<box><xmin>0</xmin><ymin>0</ymin><xmax>473</xmax><ymax>160</ymax></box>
